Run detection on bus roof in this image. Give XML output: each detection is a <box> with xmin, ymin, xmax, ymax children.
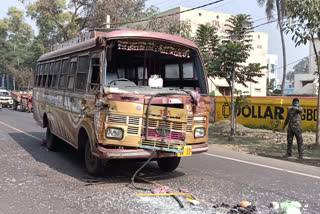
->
<box><xmin>39</xmin><ymin>29</ymin><xmax>198</xmax><ymax>62</ymax></box>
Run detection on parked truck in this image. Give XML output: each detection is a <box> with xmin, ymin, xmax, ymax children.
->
<box><xmin>11</xmin><ymin>90</ymin><xmax>33</xmax><ymax>112</ymax></box>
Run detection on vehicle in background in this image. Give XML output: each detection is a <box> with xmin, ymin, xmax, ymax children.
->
<box><xmin>0</xmin><ymin>89</ymin><xmax>13</xmax><ymax>108</ymax></box>
<box><xmin>33</xmin><ymin>29</ymin><xmax>210</xmax><ymax>175</ymax></box>
<box><xmin>11</xmin><ymin>90</ymin><xmax>33</xmax><ymax>112</ymax></box>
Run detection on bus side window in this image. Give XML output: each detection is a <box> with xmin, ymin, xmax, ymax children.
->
<box><xmin>75</xmin><ymin>56</ymin><xmax>89</xmax><ymax>91</ymax></box>
<box><xmin>59</xmin><ymin>59</ymin><xmax>69</xmax><ymax>89</ymax></box>
<box><xmin>67</xmin><ymin>57</ymin><xmax>77</xmax><ymax>90</ymax></box>
<box><xmin>47</xmin><ymin>62</ymin><xmax>54</xmax><ymax>88</ymax></box>
<box><xmin>42</xmin><ymin>63</ymin><xmax>48</xmax><ymax>88</ymax></box>
<box><xmin>89</xmin><ymin>58</ymin><xmax>100</xmax><ymax>93</ymax></box>
<box><xmin>37</xmin><ymin>64</ymin><xmax>43</xmax><ymax>87</ymax></box>
<box><xmin>52</xmin><ymin>60</ymin><xmax>61</xmax><ymax>89</ymax></box>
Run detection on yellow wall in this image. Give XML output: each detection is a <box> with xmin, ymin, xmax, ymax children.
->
<box><xmin>215</xmin><ymin>96</ymin><xmax>318</xmax><ymax>131</ymax></box>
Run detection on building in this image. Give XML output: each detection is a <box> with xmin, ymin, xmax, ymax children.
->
<box><xmin>126</xmin><ymin>6</ymin><xmax>269</xmax><ymax>96</ymax></box>
<box><xmin>294</xmin><ymin>38</ymin><xmax>319</xmax><ymax>96</ymax></box>
<box><xmin>267</xmin><ymin>54</ymin><xmax>278</xmax><ymax>88</ymax></box>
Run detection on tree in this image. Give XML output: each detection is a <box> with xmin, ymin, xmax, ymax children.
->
<box><xmin>267</xmin><ymin>78</ymin><xmax>276</xmax><ymax>95</ymax></box>
<box><xmin>23</xmin><ymin>0</ymin><xmax>149</xmax><ymax>47</ymax></box>
<box><xmin>0</xmin><ymin>7</ymin><xmax>35</xmax><ymax>90</ymax></box>
<box><xmin>293</xmin><ymin>57</ymin><xmax>309</xmax><ymax>74</ymax></box>
<box><xmin>284</xmin><ymin>0</ymin><xmax>320</xmax><ymax>145</ymax></box>
<box><xmin>257</xmin><ymin>0</ymin><xmax>287</xmax><ymax>95</ymax></box>
<box><xmin>285</xmin><ymin>58</ymin><xmax>309</xmax><ymax>86</ymax></box>
<box><xmin>195</xmin><ymin>14</ymin><xmax>265</xmax><ymax>136</ymax></box>
<box><xmin>128</xmin><ymin>6</ymin><xmax>192</xmax><ymax>39</ymax></box>
<box><xmin>207</xmin><ymin>14</ymin><xmax>265</xmax><ymax>88</ymax></box>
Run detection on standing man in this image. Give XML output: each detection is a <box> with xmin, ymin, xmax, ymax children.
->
<box><xmin>283</xmin><ymin>98</ymin><xmax>304</xmax><ymax>159</ymax></box>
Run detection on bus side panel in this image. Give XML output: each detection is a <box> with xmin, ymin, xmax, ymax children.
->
<box><xmin>33</xmin><ymin>88</ymin><xmax>46</xmax><ymax>128</ymax></box>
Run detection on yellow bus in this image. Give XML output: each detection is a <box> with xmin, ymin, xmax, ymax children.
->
<box><xmin>33</xmin><ymin>29</ymin><xmax>210</xmax><ymax>175</ymax></box>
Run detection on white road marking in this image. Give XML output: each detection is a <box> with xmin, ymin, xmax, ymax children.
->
<box><xmin>204</xmin><ymin>152</ymin><xmax>320</xmax><ymax>180</ymax></box>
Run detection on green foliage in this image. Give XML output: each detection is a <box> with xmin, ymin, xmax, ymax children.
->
<box><xmin>194</xmin><ymin>23</ymin><xmax>219</xmax><ymax>69</ymax></box>
<box><xmin>284</xmin><ymin>0</ymin><xmax>320</xmax><ymax>75</ymax></box>
<box><xmin>129</xmin><ymin>7</ymin><xmax>192</xmax><ymax>39</ymax></box>
<box><xmin>293</xmin><ymin>57</ymin><xmax>309</xmax><ymax>74</ymax></box>
<box><xmin>272</xmin><ymin>89</ymin><xmax>282</xmax><ymax>95</ymax></box>
<box><xmin>0</xmin><ymin>7</ymin><xmax>35</xmax><ymax>89</ymax></box>
<box><xmin>196</xmin><ymin>14</ymin><xmax>265</xmax><ymax>88</ymax></box>
<box><xmin>267</xmin><ymin>78</ymin><xmax>276</xmax><ymax>95</ymax></box>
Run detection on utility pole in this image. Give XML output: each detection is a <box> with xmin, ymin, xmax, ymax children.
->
<box><xmin>105</xmin><ymin>15</ymin><xmax>110</xmax><ymax>29</ymax></box>
<box><xmin>230</xmin><ymin>64</ymin><xmax>235</xmax><ymax>137</ymax></box>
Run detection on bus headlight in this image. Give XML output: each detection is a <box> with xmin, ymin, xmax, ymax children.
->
<box><xmin>194</xmin><ymin>127</ymin><xmax>206</xmax><ymax>138</ymax></box>
<box><xmin>106</xmin><ymin>127</ymin><xmax>124</xmax><ymax>140</ymax></box>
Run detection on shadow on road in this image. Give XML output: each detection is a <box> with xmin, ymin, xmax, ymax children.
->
<box><xmin>8</xmin><ymin>132</ymin><xmax>185</xmax><ymax>184</ymax></box>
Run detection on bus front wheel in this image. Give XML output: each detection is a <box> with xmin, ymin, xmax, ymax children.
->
<box><xmin>157</xmin><ymin>157</ymin><xmax>181</xmax><ymax>172</ymax></box>
<box><xmin>85</xmin><ymin>140</ymin><xmax>103</xmax><ymax>176</ymax></box>
<box><xmin>46</xmin><ymin>127</ymin><xmax>58</xmax><ymax>151</ymax></box>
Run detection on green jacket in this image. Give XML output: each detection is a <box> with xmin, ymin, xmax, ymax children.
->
<box><xmin>284</xmin><ymin>106</ymin><xmax>303</xmax><ymax>131</ymax></box>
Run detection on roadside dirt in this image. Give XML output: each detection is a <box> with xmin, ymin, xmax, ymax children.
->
<box><xmin>209</xmin><ymin>120</ymin><xmax>320</xmax><ymax>166</ymax></box>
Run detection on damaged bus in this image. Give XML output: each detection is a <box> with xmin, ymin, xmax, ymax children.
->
<box><xmin>33</xmin><ymin>29</ymin><xmax>210</xmax><ymax>175</ymax></box>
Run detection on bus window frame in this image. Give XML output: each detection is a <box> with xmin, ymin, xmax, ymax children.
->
<box><xmin>88</xmin><ymin>51</ymin><xmax>103</xmax><ymax>94</ymax></box>
<box><xmin>46</xmin><ymin>61</ymin><xmax>55</xmax><ymax>89</ymax></box>
<box><xmin>58</xmin><ymin>57</ymin><xmax>70</xmax><ymax>90</ymax></box>
<box><xmin>51</xmin><ymin>59</ymin><xmax>62</xmax><ymax>89</ymax></box>
<box><xmin>42</xmin><ymin>63</ymin><xmax>49</xmax><ymax>88</ymax></box>
<box><xmin>75</xmin><ymin>52</ymin><xmax>90</xmax><ymax>93</ymax></box>
<box><xmin>67</xmin><ymin>57</ymin><xmax>77</xmax><ymax>91</ymax></box>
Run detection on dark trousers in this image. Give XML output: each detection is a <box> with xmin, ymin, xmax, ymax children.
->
<box><xmin>287</xmin><ymin>129</ymin><xmax>303</xmax><ymax>156</ymax></box>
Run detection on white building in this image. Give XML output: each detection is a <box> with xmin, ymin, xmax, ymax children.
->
<box><xmin>267</xmin><ymin>54</ymin><xmax>278</xmax><ymax>88</ymax></box>
<box><xmin>294</xmin><ymin>39</ymin><xmax>319</xmax><ymax>96</ymax></box>
<box><xmin>127</xmin><ymin>7</ymin><xmax>269</xmax><ymax>96</ymax></box>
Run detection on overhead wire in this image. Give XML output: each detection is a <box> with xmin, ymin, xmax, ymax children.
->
<box><xmin>106</xmin><ymin>0</ymin><xmax>225</xmax><ymax>26</ymax></box>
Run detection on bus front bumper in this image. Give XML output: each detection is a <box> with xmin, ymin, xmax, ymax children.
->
<box><xmin>97</xmin><ymin>143</ymin><xmax>208</xmax><ymax>159</ymax></box>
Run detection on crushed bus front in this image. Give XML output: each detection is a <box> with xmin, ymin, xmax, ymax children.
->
<box><xmin>91</xmin><ymin>87</ymin><xmax>210</xmax><ymax>159</ymax></box>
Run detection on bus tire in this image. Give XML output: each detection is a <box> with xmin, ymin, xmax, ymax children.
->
<box><xmin>157</xmin><ymin>157</ymin><xmax>181</xmax><ymax>172</ymax></box>
<box><xmin>12</xmin><ymin>100</ymin><xmax>18</xmax><ymax>110</ymax></box>
<box><xmin>85</xmin><ymin>140</ymin><xmax>103</xmax><ymax>176</ymax></box>
<box><xmin>46</xmin><ymin>127</ymin><xmax>58</xmax><ymax>151</ymax></box>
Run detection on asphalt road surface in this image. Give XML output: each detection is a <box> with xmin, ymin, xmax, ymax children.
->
<box><xmin>0</xmin><ymin>108</ymin><xmax>319</xmax><ymax>214</ymax></box>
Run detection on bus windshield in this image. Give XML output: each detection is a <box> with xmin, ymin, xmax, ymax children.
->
<box><xmin>104</xmin><ymin>40</ymin><xmax>207</xmax><ymax>94</ymax></box>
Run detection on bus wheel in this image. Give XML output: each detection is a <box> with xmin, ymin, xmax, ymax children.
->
<box><xmin>46</xmin><ymin>127</ymin><xmax>58</xmax><ymax>151</ymax></box>
<box><xmin>85</xmin><ymin>140</ymin><xmax>103</xmax><ymax>176</ymax></box>
<box><xmin>12</xmin><ymin>100</ymin><xmax>18</xmax><ymax>110</ymax></box>
<box><xmin>157</xmin><ymin>157</ymin><xmax>181</xmax><ymax>172</ymax></box>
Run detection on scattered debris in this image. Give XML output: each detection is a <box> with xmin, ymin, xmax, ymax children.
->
<box><xmin>187</xmin><ymin>198</ymin><xmax>200</xmax><ymax>205</ymax></box>
<box><xmin>239</xmin><ymin>200</ymin><xmax>251</xmax><ymax>208</ymax></box>
<box><xmin>179</xmin><ymin>188</ymin><xmax>188</xmax><ymax>193</ymax></box>
<box><xmin>269</xmin><ymin>201</ymin><xmax>280</xmax><ymax>211</ymax></box>
<box><xmin>135</xmin><ymin>193</ymin><xmax>191</xmax><ymax>197</ymax></box>
<box><xmin>152</xmin><ymin>186</ymin><xmax>170</xmax><ymax>194</ymax></box>
<box><xmin>213</xmin><ymin>203</ymin><xmax>257</xmax><ymax>214</ymax></box>
<box><xmin>280</xmin><ymin>201</ymin><xmax>302</xmax><ymax>214</ymax></box>
<box><xmin>228</xmin><ymin>205</ymin><xmax>257</xmax><ymax>214</ymax></box>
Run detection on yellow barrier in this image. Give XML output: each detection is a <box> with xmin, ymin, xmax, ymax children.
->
<box><xmin>215</xmin><ymin>96</ymin><xmax>318</xmax><ymax>131</ymax></box>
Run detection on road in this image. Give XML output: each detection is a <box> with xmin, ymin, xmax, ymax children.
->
<box><xmin>0</xmin><ymin>108</ymin><xmax>319</xmax><ymax>214</ymax></box>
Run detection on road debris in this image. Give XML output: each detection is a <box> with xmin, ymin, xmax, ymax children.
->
<box><xmin>239</xmin><ymin>200</ymin><xmax>251</xmax><ymax>208</ymax></box>
<box><xmin>280</xmin><ymin>201</ymin><xmax>302</xmax><ymax>214</ymax></box>
<box><xmin>179</xmin><ymin>188</ymin><xmax>189</xmax><ymax>193</ymax></box>
<box><xmin>212</xmin><ymin>202</ymin><xmax>258</xmax><ymax>214</ymax></box>
<box><xmin>269</xmin><ymin>201</ymin><xmax>280</xmax><ymax>211</ymax></box>
<box><xmin>135</xmin><ymin>193</ymin><xmax>191</xmax><ymax>197</ymax></box>
<box><xmin>152</xmin><ymin>186</ymin><xmax>170</xmax><ymax>194</ymax></box>
<box><xmin>187</xmin><ymin>198</ymin><xmax>200</xmax><ymax>205</ymax></box>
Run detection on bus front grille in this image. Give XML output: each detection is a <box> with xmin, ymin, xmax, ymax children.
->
<box><xmin>140</xmin><ymin>139</ymin><xmax>184</xmax><ymax>150</ymax></box>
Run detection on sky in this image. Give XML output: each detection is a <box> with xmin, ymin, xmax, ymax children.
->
<box><xmin>0</xmin><ymin>0</ymin><xmax>310</xmax><ymax>82</ymax></box>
